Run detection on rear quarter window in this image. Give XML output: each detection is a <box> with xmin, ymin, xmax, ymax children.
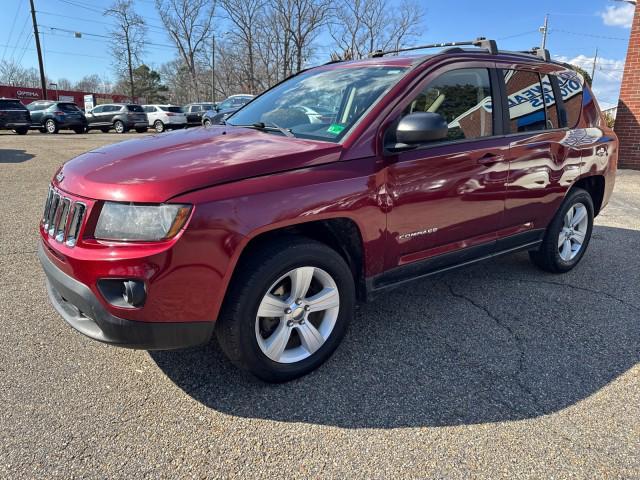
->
<box><xmin>160</xmin><ymin>106</ymin><xmax>183</xmax><ymax>113</ymax></box>
<box><xmin>57</xmin><ymin>103</ymin><xmax>80</xmax><ymax>112</ymax></box>
<box><xmin>556</xmin><ymin>71</ymin><xmax>584</xmax><ymax>128</ymax></box>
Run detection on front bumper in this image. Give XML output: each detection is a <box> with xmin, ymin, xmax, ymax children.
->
<box><xmin>39</xmin><ymin>243</ymin><xmax>214</xmax><ymax>350</ymax></box>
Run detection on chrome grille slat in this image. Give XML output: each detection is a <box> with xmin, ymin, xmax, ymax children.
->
<box><xmin>42</xmin><ymin>186</ymin><xmax>86</xmax><ymax>248</ymax></box>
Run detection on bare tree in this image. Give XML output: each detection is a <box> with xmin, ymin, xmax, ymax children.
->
<box><xmin>273</xmin><ymin>0</ymin><xmax>332</xmax><ymax>73</ymax></box>
<box><xmin>56</xmin><ymin>78</ymin><xmax>73</xmax><ymax>90</ymax></box>
<box><xmin>74</xmin><ymin>74</ymin><xmax>103</xmax><ymax>93</ymax></box>
<box><xmin>329</xmin><ymin>0</ymin><xmax>424</xmax><ymax>60</ymax></box>
<box><xmin>106</xmin><ymin>0</ymin><xmax>147</xmax><ymax>99</ymax></box>
<box><xmin>219</xmin><ymin>0</ymin><xmax>267</xmax><ymax>94</ymax></box>
<box><xmin>155</xmin><ymin>0</ymin><xmax>215</xmax><ymax>101</ymax></box>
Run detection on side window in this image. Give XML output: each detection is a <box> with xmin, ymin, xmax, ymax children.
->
<box><xmin>556</xmin><ymin>71</ymin><xmax>584</xmax><ymax>128</ymax></box>
<box><xmin>403</xmin><ymin>68</ymin><xmax>494</xmax><ymax>141</ymax></box>
<box><xmin>191</xmin><ymin>105</ymin><xmax>201</xmax><ymax>112</ymax></box>
<box><xmin>92</xmin><ymin>106</ymin><xmax>104</xmax><ymax>113</ymax></box>
<box><xmin>504</xmin><ymin>70</ymin><xmax>547</xmax><ymax>133</ymax></box>
<box><xmin>541</xmin><ymin>74</ymin><xmax>560</xmax><ymax>129</ymax></box>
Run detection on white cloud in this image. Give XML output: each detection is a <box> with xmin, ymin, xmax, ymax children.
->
<box><xmin>553</xmin><ymin>55</ymin><xmax>626</xmax><ymax>109</ymax></box>
<box><xmin>601</xmin><ymin>3</ymin><xmax>636</xmax><ymax>28</ymax></box>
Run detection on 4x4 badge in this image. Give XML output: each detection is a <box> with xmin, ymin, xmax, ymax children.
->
<box><xmin>56</xmin><ymin>172</ymin><xmax>64</xmax><ymax>182</ymax></box>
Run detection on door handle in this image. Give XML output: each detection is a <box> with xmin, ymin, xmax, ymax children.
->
<box><xmin>477</xmin><ymin>153</ymin><xmax>504</xmax><ymax>166</ymax></box>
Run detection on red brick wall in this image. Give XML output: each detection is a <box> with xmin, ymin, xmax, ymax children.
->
<box><xmin>615</xmin><ymin>6</ymin><xmax>640</xmax><ymax>170</ymax></box>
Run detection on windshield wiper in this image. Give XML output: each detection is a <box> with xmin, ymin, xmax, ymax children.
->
<box><xmin>251</xmin><ymin>121</ymin><xmax>295</xmax><ymax>137</ymax></box>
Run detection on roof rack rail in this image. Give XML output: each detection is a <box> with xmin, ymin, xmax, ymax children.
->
<box><xmin>369</xmin><ymin>37</ymin><xmax>498</xmax><ymax>58</ymax></box>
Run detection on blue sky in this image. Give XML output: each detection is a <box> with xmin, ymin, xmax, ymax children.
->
<box><xmin>1</xmin><ymin>0</ymin><xmax>635</xmax><ymax>108</ymax></box>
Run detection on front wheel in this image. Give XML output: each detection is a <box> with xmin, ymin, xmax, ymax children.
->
<box><xmin>45</xmin><ymin>119</ymin><xmax>58</xmax><ymax>134</ymax></box>
<box><xmin>14</xmin><ymin>127</ymin><xmax>28</xmax><ymax>135</ymax></box>
<box><xmin>216</xmin><ymin>238</ymin><xmax>355</xmax><ymax>382</ymax></box>
<box><xmin>529</xmin><ymin>188</ymin><xmax>594</xmax><ymax>273</ymax></box>
<box><xmin>113</xmin><ymin>120</ymin><xmax>127</xmax><ymax>134</ymax></box>
<box><xmin>73</xmin><ymin>127</ymin><xmax>85</xmax><ymax>134</ymax></box>
<box><xmin>154</xmin><ymin>120</ymin><xmax>165</xmax><ymax>133</ymax></box>
<box><xmin>203</xmin><ymin>119</ymin><xmax>212</xmax><ymax>127</ymax></box>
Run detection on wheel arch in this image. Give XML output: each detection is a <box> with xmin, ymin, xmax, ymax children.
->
<box><xmin>230</xmin><ymin>217</ymin><xmax>367</xmax><ymax>302</ymax></box>
<box><xmin>570</xmin><ymin>174</ymin><xmax>605</xmax><ymax>216</ymax></box>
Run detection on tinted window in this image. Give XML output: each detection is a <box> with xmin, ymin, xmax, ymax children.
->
<box><xmin>403</xmin><ymin>68</ymin><xmax>493</xmax><ymax>141</ymax></box>
<box><xmin>218</xmin><ymin>99</ymin><xmax>233</xmax><ymax>110</ymax></box>
<box><xmin>1</xmin><ymin>100</ymin><xmax>26</xmax><ymax>109</ymax></box>
<box><xmin>57</xmin><ymin>103</ymin><xmax>80</xmax><ymax>112</ymax></box>
<box><xmin>540</xmin><ymin>75</ymin><xmax>560</xmax><ymax>129</ymax></box>
<box><xmin>202</xmin><ymin>104</ymin><xmax>213</xmax><ymax>111</ymax></box>
<box><xmin>191</xmin><ymin>105</ymin><xmax>201</xmax><ymax>112</ymax></box>
<box><xmin>556</xmin><ymin>71</ymin><xmax>584</xmax><ymax>128</ymax></box>
<box><xmin>160</xmin><ymin>106</ymin><xmax>182</xmax><ymax>112</ymax></box>
<box><xmin>127</xmin><ymin>105</ymin><xmax>144</xmax><ymax>112</ymax></box>
<box><xmin>26</xmin><ymin>103</ymin><xmax>47</xmax><ymax>111</ymax></box>
<box><xmin>91</xmin><ymin>106</ymin><xmax>104</xmax><ymax>113</ymax></box>
<box><xmin>504</xmin><ymin>70</ymin><xmax>546</xmax><ymax>133</ymax></box>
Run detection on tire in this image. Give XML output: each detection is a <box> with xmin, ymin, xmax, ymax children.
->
<box><xmin>38</xmin><ymin>127</ymin><xmax>46</xmax><ymax>133</ymax></box>
<box><xmin>14</xmin><ymin>127</ymin><xmax>28</xmax><ymax>135</ymax></box>
<box><xmin>113</xmin><ymin>120</ymin><xmax>127</xmax><ymax>134</ymax></box>
<box><xmin>154</xmin><ymin>120</ymin><xmax>165</xmax><ymax>133</ymax></box>
<box><xmin>100</xmin><ymin>127</ymin><xmax>110</xmax><ymax>133</ymax></box>
<box><xmin>45</xmin><ymin>119</ymin><xmax>58</xmax><ymax>134</ymax></box>
<box><xmin>73</xmin><ymin>127</ymin><xmax>85</xmax><ymax>134</ymax></box>
<box><xmin>203</xmin><ymin>119</ymin><xmax>212</xmax><ymax>127</ymax></box>
<box><xmin>136</xmin><ymin>127</ymin><xmax>148</xmax><ymax>133</ymax></box>
<box><xmin>216</xmin><ymin>237</ymin><xmax>355</xmax><ymax>383</ymax></box>
<box><xmin>529</xmin><ymin>188</ymin><xmax>594</xmax><ymax>273</ymax></box>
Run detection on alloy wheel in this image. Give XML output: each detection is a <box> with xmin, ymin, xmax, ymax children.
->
<box><xmin>114</xmin><ymin>121</ymin><xmax>124</xmax><ymax>133</ymax></box>
<box><xmin>558</xmin><ymin>202</ymin><xmax>588</xmax><ymax>261</ymax></box>
<box><xmin>154</xmin><ymin>120</ymin><xmax>164</xmax><ymax>133</ymax></box>
<box><xmin>255</xmin><ymin>266</ymin><xmax>340</xmax><ymax>364</ymax></box>
<box><xmin>46</xmin><ymin>120</ymin><xmax>56</xmax><ymax>133</ymax></box>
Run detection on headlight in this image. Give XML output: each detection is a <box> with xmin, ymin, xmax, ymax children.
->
<box><xmin>94</xmin><ymin>202</ymin><xmax>192</xmax><ymax>241</ymax></box>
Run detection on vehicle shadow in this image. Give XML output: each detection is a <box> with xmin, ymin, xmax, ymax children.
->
<box><xmin>151</xmin><ymin>225</ymin><xmax>639</xmax><ymax>428</ymax></box>
<box><xmin>0</xmin><ymin>149</ymin><xmax>35</xmax><ymax>163</ymax></box>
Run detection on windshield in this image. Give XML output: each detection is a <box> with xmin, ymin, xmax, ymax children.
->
<box><xmin>227</xmin><ymin>65</ymin><xmax>408</xmax><ymax>142</ymax></box>
<box><xmin>0</xmin><ymin>100</ymin><xmax>26</xmax><ymax>109</ymax></box>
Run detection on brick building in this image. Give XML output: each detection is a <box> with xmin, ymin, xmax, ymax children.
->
<box><xmin>614</xmin><ymin>5</ymin><xmax>640</xmax><ymax>170</ymax></box>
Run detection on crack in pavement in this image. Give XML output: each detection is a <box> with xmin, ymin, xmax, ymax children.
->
<box><xmin>505</xmin><ymin>277</ymin><xmax>640</xmax><ymax>312</ymax></box>
<box><xmin>444</xmin><ymin>282</ymin><xmax>545</xmax><ymax>415</ymax></box>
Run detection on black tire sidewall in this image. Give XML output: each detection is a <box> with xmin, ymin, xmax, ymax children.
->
<box><xmin>219</xmin><ymin>240</ymin><xmax>355</xmax><ymax>382</ymax></box>
<box><xmin>545</xmin><ymin>190</ymin><xmax>594</xmax><ymax>271</ymax></box>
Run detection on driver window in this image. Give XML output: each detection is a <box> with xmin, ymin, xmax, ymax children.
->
<box><xmin>403</xmin><ymin>68</ymin><xmax>494</xmax><ymax>141</ymax></box>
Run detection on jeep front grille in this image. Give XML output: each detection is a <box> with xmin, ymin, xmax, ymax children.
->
<box><xmin>42</xmin><ymin>187</ymin><xmax>86</xmax><ymax>247</ymax></box>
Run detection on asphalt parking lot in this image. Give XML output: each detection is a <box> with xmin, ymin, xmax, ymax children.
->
<box><xmin>1</xmin><ymin>131</ymin><xmax>639</xmax><ymax>479</ymax></box>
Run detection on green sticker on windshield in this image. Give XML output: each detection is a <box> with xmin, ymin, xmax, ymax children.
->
<box><xmin>327</xmin><ymin>123</ymin><xmax>345</xmax><ymax>135</ymax></box>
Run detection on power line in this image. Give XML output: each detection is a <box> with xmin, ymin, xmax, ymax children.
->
<box><xmin>551</xmin><ymin>29</ymin><xmax>629</xmax><ymax>41</ymax></box>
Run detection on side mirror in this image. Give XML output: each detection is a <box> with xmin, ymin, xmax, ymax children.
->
<box><xmin>395</xmin><ymin>112</ymin><xmax>449</xmax><ymax>146</ymax></box>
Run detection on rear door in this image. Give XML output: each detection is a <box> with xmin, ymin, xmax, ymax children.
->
<box><xmin>383</xmin><ymin>63</ymin><xmax>511</xmax><ymax>273</ymax></box>
<box><xmin>498</xmin><ymin>67</ymin><xmax>582</xmax><ymax>238</ymax></box>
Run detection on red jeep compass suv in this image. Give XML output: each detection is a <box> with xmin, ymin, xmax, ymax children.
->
<box><xmin>39</xmin><ymin>39</ymin><xmax>617</xmax><ymax>382</ymax></box>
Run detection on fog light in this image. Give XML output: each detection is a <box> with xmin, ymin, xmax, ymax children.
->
<box><xmin>98</xmin><ymin>279</ymin><xmax>146</xmax><ymax>308</ymax></box>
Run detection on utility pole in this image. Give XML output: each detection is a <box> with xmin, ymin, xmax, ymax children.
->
<box><xmin>29</xmin><ymin>0</ymin><xmax>47</xmax><ymax>100</ymax></box>
<box><xmin>591</xmin><ymin>47</ymin><xmax>599</xmax><ymax>83</ymax></box>
<box><xmin>540</xmin><ymin>14</ymin><xmax>549</xmax><ymax>50</ymax></box>
<box><xmin>211</xmin><ymin>35</ymin><xmax>216</xmax><ymax>104</ymax></box>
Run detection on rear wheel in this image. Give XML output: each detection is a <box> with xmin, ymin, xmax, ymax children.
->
<box><xmin>216</xmin><ymin>237</ymin><xmax>355</xmax><ymax>382</ymax></box>
<box><xmin>14</xmin><ymin>127</ymin><xmax>28</xmax><ymax>135</ymax></box>
<box><xmin>73</xmin><ymin>127</ymin><xmax>85</xmax><ymax>134</ymax></box>
<box><xmin>113</xmin><ymin>120</ymin><xmax>126</xmax><ymax>134</ymax></box>
<box><xmin>45</xmin><ymin>119</ymin><xmax>58</xmax><ymax>134</ymax></box>
<box><xmin>100</xmin><ymin>127</ymin><xmax>110</xmax><ymax>133</ymax></box>
<box><xmin>203</xmin><ymin>118</ymin><xmax>212</xmax><ymax>127</ymax></box>
<box><xmin>154</xmin><ymin>120</ymin><xmax>165</xmax><ymax>133</ymax></box>
<box><xmin>529</xmin><ymin>188</ymin><xmax>594</xmax><ymax>273</ymax></box>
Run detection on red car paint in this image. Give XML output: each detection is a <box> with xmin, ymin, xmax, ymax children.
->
<box><xmin>39</xmin><ymin>52</ymin><xmax>617</xmax><ymax>341</ymax></box>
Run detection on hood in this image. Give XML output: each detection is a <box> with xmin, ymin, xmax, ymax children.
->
<box><xmin>54</xmin><ymin>126</ymin><xmax>342</xmax><ymax>203</ymax></box>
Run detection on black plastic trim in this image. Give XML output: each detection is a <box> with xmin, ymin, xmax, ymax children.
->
<box><xmin>366</xmin><ymin>229</ymin><xmax>545</xmax><ymax>298</ymax></box>
<box><xmin>38</xmin><ymin>243</ymin><xmax>214</xmax><ymax>350</ymax></box>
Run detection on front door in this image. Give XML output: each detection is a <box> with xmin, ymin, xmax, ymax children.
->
<box><xmin>384</xmin><ymin>65</ymin><xmax>510</xmax><ymax>272</ymax></box>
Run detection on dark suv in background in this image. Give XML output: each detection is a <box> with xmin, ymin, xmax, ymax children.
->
<box><xmin>26</xmin><ymin>101</ymin><xmax>87</xmax><ymax>134</ymax></box>
<box><xmin>85</xmin><ymin>104</ymin><xmax>148</xmax><ymax>134</ymax></box>
<box><xmin>183</xmin><ymin>103</ymin><xmax>215</xmax><ymax>126</ymax></box>
<box><xmin>202</xmin><ymin>95</ymin><xmax>254</xmax><ymax>126</ymax></box>
<box><xmin>39</xmin><ymin>38</ymin><xmax>617</xmax><ymax>383</ymax></box>
<box><xmin>0</xmin><ymin>98</ymin><xmax>30</xmax><ymax>135</ymax></box>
